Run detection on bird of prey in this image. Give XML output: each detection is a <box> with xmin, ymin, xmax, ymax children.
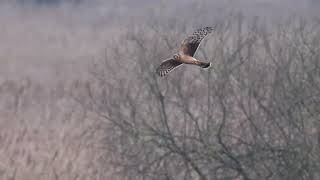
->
<box><xmin>156</xmin><ymin>27</ymin><xmax>214</xmax><ymax>77</ymax></box>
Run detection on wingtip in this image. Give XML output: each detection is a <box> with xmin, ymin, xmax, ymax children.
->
<box><xmin>205</xmin><ymin>26</ymin><xmax>214</xmax><ymax>31</ymax></box>
<box><xmin>155</xmin><ymin>68</ymin><xmax>167</xmax><ymax>77</ymax></box>
<box><xmin>201</xmin><ymin>62</ymin><xmax>211</xmax><ymax>68</ymax></box>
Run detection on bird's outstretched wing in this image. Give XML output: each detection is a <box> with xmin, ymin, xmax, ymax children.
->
<box><xmin>179</xmin><ymin>27</ymin><xmax>214</xmax><ymax>57</ymax></box>
<box><xmin>156</xmin><ymin>58</ymin><xmax>182</xmax><ymax>77</ymax></box>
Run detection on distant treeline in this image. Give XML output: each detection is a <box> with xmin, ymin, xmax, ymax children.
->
<box><xmin>18</xmin><ymin>0</ymin><xmax>83</xmax><ymax>5</ymax></box>
<box><xmin>14</xmin><ymin>0</ymin><xmax>320</xmax><ymax>6</ymax></box>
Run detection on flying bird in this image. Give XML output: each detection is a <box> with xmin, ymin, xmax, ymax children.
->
<box><xmin>156</xmin><ymin>27</ymin><xmax>214</xmax><ymax>77</ymax></box>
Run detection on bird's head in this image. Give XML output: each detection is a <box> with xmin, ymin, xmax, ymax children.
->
<box><xmin>173</xmin><ymin>54</ymin><xmax>180</xmax><ymax>60</ymax></box>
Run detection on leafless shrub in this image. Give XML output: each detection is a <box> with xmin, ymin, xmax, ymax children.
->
<box><xmin>86</xmin><ymin>13</ymin><xmax>320</xmax><ymax>180</ymax></box>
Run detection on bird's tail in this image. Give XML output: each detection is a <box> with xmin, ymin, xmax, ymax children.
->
<box><xmin>199</xmin><ymin>62</ymin><xmax>211</xmax><ymax>68</ymax></box>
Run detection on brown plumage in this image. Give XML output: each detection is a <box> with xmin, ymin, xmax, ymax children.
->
<box><xmin>156</xmin><ymin>27</ymin><xmax>214</xmax><ymax>77</ymax></box>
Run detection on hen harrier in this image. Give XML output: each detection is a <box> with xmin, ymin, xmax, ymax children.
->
<box><xmin>156</xmin><ymin>27</ymin><xmax>214</xmax><ymax>77</ymax></box>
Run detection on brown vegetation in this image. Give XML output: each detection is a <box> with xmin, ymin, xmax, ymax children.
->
<box><xmin>0</xmin><ymin>1</ymin><xmax>320</xmax><ymax>180</ymax></box>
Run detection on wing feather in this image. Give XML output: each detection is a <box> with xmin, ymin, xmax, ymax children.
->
<box><xmin>179</xmin><ymin>27</ymin><xmax>214</xmax><ymax>57</ymax></box>
<box><xmin>156</xmin><ymin>58</ymin><xmax>182</xmax><ymax>77</ymax></box>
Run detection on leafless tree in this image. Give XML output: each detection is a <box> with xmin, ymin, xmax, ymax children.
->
<box><xmin>85</xmin><ymin>14</ymin><xmax>320</xmax><ymax>180</ymax></box>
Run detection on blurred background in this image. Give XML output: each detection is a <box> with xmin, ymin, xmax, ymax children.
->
<box><xmin>0</xmin><ymin>0</ymin><xmax>320</xmax><ymax>179</ymax></box>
